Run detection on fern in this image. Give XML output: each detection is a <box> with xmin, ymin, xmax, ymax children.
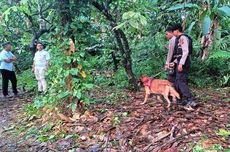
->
<box><xmin>209</xmin><ymin>50</ymin><xmax>230</xmax><ymax>60</ymax></box>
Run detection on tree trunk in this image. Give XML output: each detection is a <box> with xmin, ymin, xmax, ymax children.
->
<box><xmin>58</xmin><ymin>0</ymin><xmax>75</xmax><ymax>109</ymax></box>
<box><xmin>92</xmin><ymin>1</ymin><xmax>138</xmax><ymax>91</ymax></box>
<box><xmin>29</xmin><ymin>29</ymin><xmax>49</xmax><ymax>56</ymax></box>
<box><xmin>113</xmin><ymin>29</ymin><xmax>138</xmax><ymax>90</ymax></box>
<box><xmin>111</xmin><ymin>50</ymin><xmax>118</xmax><ymax>72</ymax></box>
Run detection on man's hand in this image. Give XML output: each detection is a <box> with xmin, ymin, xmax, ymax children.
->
<box><xmin>178</xmin><ymin>64</ymin><xmax>183</xmax><ymax>72</ymax></box>
<box><xmin>11</xmin><ymin>56</ymin><xmax>16</xmax><ymax>61</ymax></box>
<box><xmin>164</xmin><ymin>64</ymin><xmax>169</xmax><ymax>70</ymax></box>
<box><xmin>4</xmin><ymin>59</ymin><xmax>12</xmax><ymax>63</ymax></box>
<box><xmin>169</xmin><ymin>62</ymin><xmax>175</xmax><ymax>68</ymax></box>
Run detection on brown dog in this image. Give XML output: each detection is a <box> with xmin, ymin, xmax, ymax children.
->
<box><xmin>139</xmin><ymin>76</ymin><xmax>180</xmax><ymax>108</ymax></box>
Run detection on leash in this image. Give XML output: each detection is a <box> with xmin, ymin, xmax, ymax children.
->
<box><xmin>152</xmin><ymin>69</ymin><xmax>165</xmax><ymax>78</ymax></box>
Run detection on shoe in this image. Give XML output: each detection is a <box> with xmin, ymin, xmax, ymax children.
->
<box><xmin>4</xmin><ymin>95</ymin><xmax>13</xmax><ymax>98</ymax></box>
<box><xmin>186</xmin><ymin>99</ymin><xmax>198</xmax><ymax>107</ymax></box>
<box><xmin>14</xmin><ymin>93</ymin><xmax>19</xmax><ymax>98</ymax></box>
<box><xmin>183</xmin><ymin>104</ymin><xmax>195</xmax><ymax>111</ymax></box>
<box><xmin>176</xmin><ymin>99</ymin><xmax>187</xmax><ymax>106</ymax></box>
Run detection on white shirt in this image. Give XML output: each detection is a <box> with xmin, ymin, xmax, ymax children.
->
<box><xmin>166</xmin><ymin>36</ymin><xmax>176</xmax><ymax>64</ymax></box>
<box><xmin>33</xmin><ymin>50</ymin><xmax>50</xmax><ymax>68</ymax></box>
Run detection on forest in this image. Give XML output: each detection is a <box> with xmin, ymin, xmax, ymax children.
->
<box><xmin>0</xmin><ymin>0</ymin><xmax>229</xmax><ymax>151</ymax></box>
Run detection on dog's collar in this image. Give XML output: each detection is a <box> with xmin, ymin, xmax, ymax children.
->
<box><xmin>145</xmin><ymin>78</ymin><xmax>153</xmax><ymax>88</ymax></box>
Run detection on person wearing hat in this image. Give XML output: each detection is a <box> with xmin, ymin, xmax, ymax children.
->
<box><xmin>32</xmin><ymin>42</ymin><xmax>50</xmax><ymax>93</ymax></box>
<box><xmin>170</xmin><ymin>24</ymin><xmax>197</xmax><ymax>108</ymax></box>
<box><xmin>0</xmin><ymin>42</ymin><xmax>18</xmax><ymax>98</ymax></box>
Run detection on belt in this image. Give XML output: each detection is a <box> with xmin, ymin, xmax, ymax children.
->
<box><xmin>173</xmin><ymin>54</ymin><xmax>182</xmax><ymax>58</ymax></box>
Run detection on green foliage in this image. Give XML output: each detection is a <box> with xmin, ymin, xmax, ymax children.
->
<box><xmin>114</xmin><ymin>11</ymin><xmax>147</xmax><ymax>30</ymax></box>
<box><xmin>17</xmin><ymin>69</ymin><xmax>36</xmax><ymax>91</ymax></box>
<box><xmin>193</xmin><ymin>144</ymin><xmax>224</xmax><ymax>152</ymax></box>
<box><xmin>218</xmin><ymin>6</ymin><xmax>230</xmax><ymax>17</ymax></box>
<box><xmin>167</xmin><ymin>3</ymin><xmax>199</xmax><ymax>11</ymax></box>
<box><xmin>216</xmin><ymin>128</ymin><xmax>230</xmax><ymax>138</ymax></box>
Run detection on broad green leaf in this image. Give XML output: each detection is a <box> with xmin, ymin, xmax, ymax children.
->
<box><xmin>202</xmin><ymin>16</ymin><xmax>211</xmax><ymax>35</ymax></box>
<box><xmin>57</xmin><ymin>91</ymin><xmax>69</xmax><ymax>99</ymax></box>
<box><xmin>2</xmin><ymin>8</ymin><xmax>11</xmax><ymax>22</ymax></box>
<box><xmin>71</xmin><ymin>102</ymin><xmax>77</xmax><ymax>112</ymax></box>
<box><xmin>84</xmin><ymin>83</ymin><xmax>94</xmax><ymax>89</ymax></box>
<box><xmin>113</xmin><ymin>22</ymin><xmax>126</xmax><ymax>30</ymax></box>
<box><xmin>140</xmin><ymin>15</ymin><xmax>147</xmax><ymax>26</ymax></box>
<box><xmin>122</xmin><ymin>11</ymin><xmax>136</xmax><ymax>20</ymax></box>
<box><xmin>217</xmin><ymin>6</ymin><xmax>230</xmax><ymax>17</ymax></box>
<box><xmin>11</xmin><ymin>6</ymin><xmax>18</xmax><ymax>12</ymax></box>
<box><xmin>70</xmin><ymin>68</ymin><xmax>79</xmax><ymax>75</ymax></box>
<box><xmin>76</xmin><ymin>90</ymin><xmax>81</xmax><ymax>99</ymax></box>
<box><xmin>186</xmin><ymin>21</ymin><xmax>196</xmax><ymax>34</ymax></box>
<box><xmin>129</xmin><ymin>19</ymin><xmax>140</xmax><ymax>29</ymax></box>
<box><xmin>167</xmin><ymin>3</ymin><xmax>200</xmax><ymax>11</ymax></box>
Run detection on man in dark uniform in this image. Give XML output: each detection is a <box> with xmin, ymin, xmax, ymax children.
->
<box><xmin>171</xmin><ymin>24</ymin><xmax>197</xmax><ymax>108</ymax></box>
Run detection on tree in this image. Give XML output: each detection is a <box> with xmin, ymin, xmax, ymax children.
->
<box><xmin>92</xmin><ymin>1</ymin><xmax>139</xmax><ymax>91</ymax></box>
<box><xmin>1</xmin><ymin>0</ymin><xmax>55</xmax><ymax>55</ymax></box>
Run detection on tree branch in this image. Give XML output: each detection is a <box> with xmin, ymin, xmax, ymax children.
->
<box><xmin>92</xmin><ymin>1</ymin><xmax>116</xmax><ymax>24</ymax></box>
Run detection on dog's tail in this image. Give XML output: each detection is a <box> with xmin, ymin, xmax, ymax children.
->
<box><xmin>169</xmin><ymin>87</ymin><xmax>180</xmax><ymax>99</ymax></box>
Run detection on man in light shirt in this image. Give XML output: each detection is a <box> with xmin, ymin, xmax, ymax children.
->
<box><xmin>171</xmin><ymin>24</ymin><xmax>197</xmax><ymax>108</ymax></box>
<box><xmin>0</xmin><ymin>42</ymin><xmax>18</xmax><ymax>98</ymax></box>
<box><xmin>32</xmin><ymin>42</ymin><xmax>50</xmax><ymax>93</ymax></box>
<box><xmin>165</xmin><ymin>26</ymin><xmax>176</xmax><ymax>83</ymax></box>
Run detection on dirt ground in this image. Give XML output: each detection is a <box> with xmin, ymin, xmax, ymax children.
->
<box><xmin>0</xmin><ymin>87</ymin><xmax>229</xmax><ymax>152</ymax></box>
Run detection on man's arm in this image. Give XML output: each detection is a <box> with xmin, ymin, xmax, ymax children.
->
<box><xmin>165</xmin><ymin>37</ymin><xmax>176</xmax><ymax>69</ymax></box>
<box><xmin>9</xmin><ymin>52</ymin><xmax>16</xmax><ymax>61</ymax></box>
<box><xmin>178</xmin><ymin>36</ymin><xmax>189</xmax><ymax>71</ymax></box>
<box><xmin>11</xmin><ymin>56</ymin><xmax>17</xmax><ymax>61</ymax></box>
<box><xmin>32</xmin><ymin>54</ymin><xmax>36</xmax><ymax>72</ymax></box>
<box><xmin>46</xmin><ymin>60</ymin><xmax>49</xmax><ymax>69</ymax></box>
<box><xmin>32</xmin><ymin>61</ymin><xmax>35</xmax><ymax>72</ymax></box>
<box><xmin>45</xmin><ymin>52</ymin><xmax>50</xmax><ymax>69</ymax></box>
<box><xmin>166</xmin><ymin>37</ymin><xmax>175</xmax><ymax>64</ymax></box>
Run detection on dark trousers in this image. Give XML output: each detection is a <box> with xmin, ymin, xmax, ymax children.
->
<box><xmin>174</xmin><ymin>59</ymin><xmax>192</xmax><ymax>99</ymax></box>
<box><xmin>167</xmin><ymin>67</ymin><xmax>176</xmax><ymax>84</ymax></box>
<box><xmin>1</xmin><ymin>69</ymin><xmax>18</xmax><ymax>96</ymax></box>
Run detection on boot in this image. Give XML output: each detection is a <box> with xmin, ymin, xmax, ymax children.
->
<box><xmin>186</xmin><ymin>98</ymin><xmax>198</xmax><ymax>107</ymax></box>
<box><xmin>176</xmin><ymin>98</ymin><xmax>187</xmax><ymax>106</ymax></box>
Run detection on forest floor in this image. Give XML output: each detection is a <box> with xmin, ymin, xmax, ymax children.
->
<box><xmin>0</xmin><ymin>87</ymin><xmax>229</xmax><ymax>152</ymax></box>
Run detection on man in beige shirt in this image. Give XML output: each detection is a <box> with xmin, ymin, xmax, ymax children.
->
<box><xmin>165</xmin><ymin>26</ymin><xmax>176</xmax><ymax>83</ymax></box>
<box><xmin>171</xmin><ymin>24</ymin><xmax>197</xmax><ymax>108</ymax></box>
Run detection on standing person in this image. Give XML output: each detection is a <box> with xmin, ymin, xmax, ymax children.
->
<box><xmin>171</xmin><ymin>24</ymin><xmax>197</xmax><ymax>108</ymax></box>
<box><xmin>32</xmin><ymin>42</ymin><xmax>50</xmax><ymax>94</ymax></box>
<box><xmin>0</xmin><ymin>42</ymin><xmax>18</xmax><ymax>98</ymax></box>
<box><xmin>165</xmin><ymin>26</ymin><xmax>177</xmax><ymax>83</ymax></box>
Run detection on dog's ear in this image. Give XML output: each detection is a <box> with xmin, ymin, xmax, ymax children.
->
<box><xmin>139</xmin><ymin>74</ymin><xmax>145</xmax><ymax>80</ymax></box>
<box><xmin>137</xmin><ymin>79</ymin><xmax>143</xmax><ymax>87</ymax></box>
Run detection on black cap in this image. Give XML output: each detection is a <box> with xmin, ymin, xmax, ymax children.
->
<box><xmin>2</xmin><ymin>42</ymin><xmax>11</xmax><ymax>48</ymax></box>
